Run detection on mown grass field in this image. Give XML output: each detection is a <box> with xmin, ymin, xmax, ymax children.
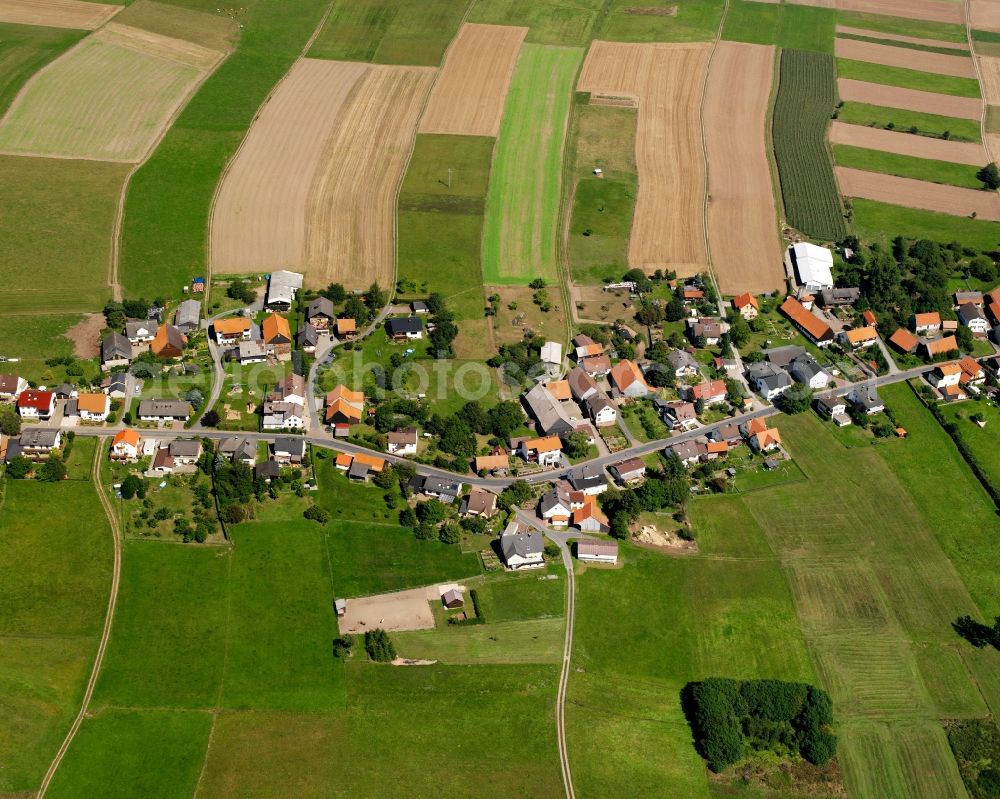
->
<box><xmin>0</xmin><ymin>22</ymin><xmax>85</xmax><ymax>117</ymax></box>
<box><xmin>118</xmin><ymin>0</ymin><xmax>331</xmax><ymax>299</ymax></box>
<box><xmin>481</xmin><ymin>43</ymin><xmax>582</xmax><ymax>284</ymax></box>
<box><xmin>773</xmin><ymin>49</ymin><xmax>846</xmax><ymax>240</ymax></box>
<box><xmin>468</xmin><ymin>0</ymin><xmax>602</xmax><ymax>46</ymax></box>
<box><xmin>836</xmin><ymin>58</ymin><xmax>981</xmax><ymax>99</ymax></box>
<box><xmin>393</xmin><ymin>617</ymin><xmax>564</xmax><ymax>663</ymax></box>
<box><xmin>836</xmin><ymin>11</ymin><xmax>967</xmax><ymax>44</ymax></box>
<box><xmin>722</xmin><ymin>0</ymin><xmax>836</xmax><ymax>53</ymax></box>
<box><xmin>837</xmin><ymin>102</ymin><xmax>982</xmax><ymax>143</ymax></box>
<box><xmin>852</xmin><ymin>198</ymin><xmax>1000</xmax><ymax>251</ymax></box>
<box><xmin>833</xmin><ymin>143</ymin><xmax>983</xmax><ymax>189</ymax></box>
<box><xmin>566</xmin><ymin>102</ymin><xmax>637</xmax><ymax>285</ymax></box>
<box><xmin>0</xmin><ymin>312</ymin><xmax>81</xmax><ymax>381</ymax></box>
<box><xmin>0</xmin><ymin>472</ymin><xmax>112</xmax><ymax>794</ymax></box>
<box><xmin>836</xmin><ymin>31</ymin><xmax>970</xmax><ymax>57</ymax></box>
<box><xmin>596</xmin><ymin>0</ymin><xmax>725</xmax><ymax>44</ymax></box>
<box><xmin>939</xmin><ymin>399</ymin><xmax>1000</xmax><ymax>502</ymax></box>
<box><xmin>113</xmin><ymin>0</ymin><xmax>238</xmax><ymax>53</ymax></box>
<box><xmin>309</xmin><ymin>0</ymin><xmax>468</xmax><ymax>65</ymax></box>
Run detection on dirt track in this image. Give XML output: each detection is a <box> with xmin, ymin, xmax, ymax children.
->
<box><xmin>704</xmin><ymin>42</ymin><xmax>783</xmax><ymax>295</ymax></box>
<box><xmin>419</xmin><ymin>23</ymin><xmax>527</xmax><ymax>137</ymax></box>
<box><xmin>836</xmin><ymin>25</ymin><xmax>968</xmax><ymax>51</ymax></box>
<box><xmin>305</xmin><ymin>65</ymin><xmax>436</xmax><ymax>289</ymax></box>
<box><xmin>835</xmin><ymin>37</ymin><xmax>976</xmax><ymax>79</ymax></box>
<box><xmin>829</xmin><ymin>120</ymin><xmax>987</xmax><ymax>165</ymax></box>
<box><xmin>978</xmin><ymin>56</ymin><xmax>1000</xmax><ymax>105</ymax></box>
<box><xmin>0</xmin><ymin>0</ymin><xmax>118</xmax><ymax>29</ymax></box>
<box><xmin>837</xmin><ymin>166</ymin><xmax>1000</xmax><ymax>221</ymax></box>
<box><xmin>838</xmin><ymin>78</ymin><xmax>982</xmax><ymax>120</ymax></box>
<box><xmin>837</xmin><ymin>0</ymin><xmax>963</xmax><ymax>24</ymax></box>
<box><xmin>578</xmin><ymin>41</ymin><xmax>710</xmax><ymax>274</ymax></box>
<box><xmin>211</xmin><ymin>59</ymin><xmax>369</xmax><ymax>276</ymax></box>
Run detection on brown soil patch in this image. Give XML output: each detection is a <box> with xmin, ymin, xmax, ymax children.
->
<box><xmin>65</xmin><ymin>313</ymin><xmax>103</xmax><ymax>358</ymax></box>
<box><xmin>787</xmin><ymin>0</ymin><xmax>835</xmax><ymax>7</ymax></box>
<box><xmin>838</xmin><ymin>78</ymin><xmax>982</xmax><ymax>120</ymax></box>
<box><xmin>829</xmin><ymin>120</ymin><xmax>987</xmax><ymax>165</ymax></box>
<box><xmin>578</xmin><ymin>41</ymin><xmax>710</xmax><ymax>275</ymax></box>
<box><xmin>341</xmin><ymin>584</ymin><xmax>464</xmax><ymax>634</ymax></box>
<box><xmin>633</xmin><ymin>524</ymin><xmax>698</xmax><ymax>553</ymax></box>
<box><xmin>305</xmin><ymin>65</ymin><xmax>436</xmax><ymax>290</ymax></box>
<box><xmin>704</xmin><ymin>41</ymin><xmax>783</xmax><ymax>295</ymax></box>
<box><xmin>979</xmin><ymin>57</ymin><xmax>1000</xmax><ymax>105</ymax></box>
<box><xmin>835</xmin><ymin>37</ymin><xmax>976</xmax><ymax>78</ymax></box>
<box><xmin>211</xmin><ymin>59</ymin><xmax>369</xmax><ymax>279</ymax></box>
<box><xmin>837</xmin><ymin>0</ymin><xmax>964</xmax><ymax>25</ymax></box>
<box><xmin>571</xmin><ymin>284</ymin><xmax>634</xmax><ymax>323</ymax></box>
<box><xmin>837</xmin><ymin>166</ymin><xmax>1000</xmax><ymax>221</ymax></box>
<box><xmin>836</xmin><ymin>25</ymin><xmax>968</xmax><ymax>51</ymax></box>
<box><xmin>490</xmin><ymin>285</ymin><xmax>568</xmax><ymax>347</ymax></box>
<box><xmin>96</xmin><ymin>22</ymin><xmax>224</xmax><ymax>70</ymax></box>
<box><xmin>972</xmin><ymin>0</ymin><xmax>1000</xmax><ymax>32</ymax></box>
<box><xmin>0</xmin><ymin>0</ymin><xmax>119</xmax><ymax>29</ymax></box>
<box><xmin>419</xmin><ymin>23</ymin><xmax>527</xmax><ymax>137</ymax></box>
<box><xmin>624</xmin><ymin>5</ymin><xmax>678</xmax><ymax>15</ymax></box>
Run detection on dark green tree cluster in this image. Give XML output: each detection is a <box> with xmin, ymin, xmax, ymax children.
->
<box><xmin>364</xmin><ymin>628</ymin><xmax>396</xmax><ymax>662</ymax></box>
<box><xmin>426</xmin><ymin>293</ymin><xmax>458</xmax><ymax>357</ymax></box>
<box><xmin>683</xmin><ymin>678</ymin><xmax>837</xmax><ymax>773</ymax></box>
<box><xmin>954</xmin><ymin>615</ymin><xmax>1000</xmax><ymax>650</ymax></box>
<box><xmin>498</xmin><ymin>479</ymin><xmax>533</xmax><ymax>510</ymax></box>
<box><xmin>487</xmin><ymin>336</ymin><xmax>544</xmax><ymax>385</ymax></box>
<box><xmin>226</xmin><ymin>280</ymin><xmax>257</xmax><ymax>305</ymax></box>
<box><xmin>600</xmin><ymin>456</ymin><xmax>689</xmax><ymax>539</ymax></box>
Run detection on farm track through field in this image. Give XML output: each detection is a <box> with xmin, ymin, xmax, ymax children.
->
<box><xmin>36</xmin><ymin>439</ymin><xmax>122</xmax><ymax>798</ymax></box>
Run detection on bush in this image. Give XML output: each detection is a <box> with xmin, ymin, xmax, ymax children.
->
<box><xmin>364</xmin><ymin>628</ymin><xmax>396</xmax><ymax>662</ymax></box>
<box><xmin>438</xmin><ymin>523</ymin><xmax>460</xmax><ymax>545</ymax></box>
<box><xmin>120</xmin><ymin>475</ymin><xmax>143</xmax><ymax>499</ymax></box>
<box><xmin>38</xmin><ymin>459</ymin><xmax>66</xmax><ymax>482</ymax></box>
<box><xmin>6</xmin><ymin>455</ymin><xmax>31</xmax><ymax>479</ymax></box>
<box><xmin>332</xmin><ymin>635</ymin><xmax>353</xmax><ymax>659</ymax></box>
<box><xmin>303</xmin><ymin>505</ymin><xmax>330</xmax><ymax>524</ymax></box>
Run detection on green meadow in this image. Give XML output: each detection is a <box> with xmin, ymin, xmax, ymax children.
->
<box><xmin>596</xmin><ymin>0</ymin><xmax>725</xmax><ymax>44</ymax></box>
<box><xmin>836</xmin><ymin>59</ymin><xmax>981</xmax><ymax>98</ymax></box>
<box><xmin>851</xmin><ymin>199</ymin><xmax>1000</xmax><ymax>252</ymax></box>
<box><xmin>468</xmin><ymin>0</ymin><xmax>602</xmax><ymax>46</ymax></box>
<box><xmin>836</xmin><ymin>11</ymin><xmax>967</xmax><ymax>44</ymax></box>
<box><xmin>722</xmin><ymin>1</ymin><xmax>837</xmax><ymax>53</ymax></box>
<box><xmin>0</xmin><ymin>22</ymin><xmax>85</xmax><ymax>117</ymax></box>
<box><xmin>833</xmin><ymin>143</ymin><xmax>983</xmax><ymax>189</ymax></box>
<box><xmin>837</xmin><ymin>102</ymin><xmax>982</xmax><ymax>143</ymax></box>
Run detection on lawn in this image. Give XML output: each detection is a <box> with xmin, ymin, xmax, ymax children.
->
<box><xmin>475</xmin><ymin>568</ymin><xmax>565</xmax><ymax>621</ymax></box>
<box><xmin>566</xmin><ymin>102</ymin><xmax>638</xmax><ymax>286</ymax></box>
<box><xmin>722</xmin><ymin>1</ymin><xmax>836</xmax><ymax>53</ymax></box>
<box><xmin>0</xmin><ymin>156</ymin><xmax>127</xmax><ymax>315</ymax></box>
<box><xmin>45</xmin><ymin>709</ymin><xmax>212</xmax><ymax>799</ymax></box>
<box><xmin>0</xmin><ymin>313</ymin><xmax>83</xmax><ymax>382</ymax></box>
<box><xmin>833</xmin><ymin>143</ymin><xmax>984</xmax><ymax>190</ymax></box>
<box><xmin>940</xmin><ymin>399</ymin><xmax>1000</xmax><ymax>490</ymax></box>
<box><xmin>837</xmin><ymin>102</ymin><xmax>982</xmax><ymax>143</ymax></box>
<box><xmin>481</xmin><ymin>44</ymin><xmax>583</xmax><ymax>284</ymax></box>
<box><xmin>468</xmin><ymin>0</ymin><xmax>603</xmax><ymax>46</ymax></box>
<box><xmin>0</xmin><ymin>476</ymin><xmax>112</xmax><ymax>794</ymax></box>
<box><xmin>392</xmin><ymin>617</ymin><xmax>564</xmax><ymax>664</ymax></box>
<box><xmin>836</xmin><ymin>11</ymin><xmax>967</xmax><ymax>44</ymax></box>
<box><xmin>596</xmin><ymin>0</ymin><xmax>725</xmax><ymax>44</ymax></box>
<box><xmin>308</xmin><ymin>0</ymin><xmax>467</xmax><ymax>66</ymax></box>
<box><xmin>836</xmin><ymin>58</ymin><xmax>981</xmax><ymax>99</ymax></box>
<box><xmin>0</xmin><ymin>22</ymin><xmax>86</xmax><ymax>117</ymax></box>
<box><xmin>851</xmin><ymin>198</ymin><xmax>1000</xmax><ymax>252</ymax></box>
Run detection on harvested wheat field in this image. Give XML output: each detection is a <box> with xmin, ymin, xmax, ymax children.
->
<box><xmin>837</xmin><ymin>167</ymin><xmax>1000</xmax><ymax>221</ymax></box>
<box><xmin>838</xmin><ymin>79</ymin><xmax>982</xmax><ymax>120</ymax></box>
<box><xmin>0</xmin><ymin>0</ymin><xmax>118</xmax><ymax>29</ymax></box>
<box><xmin>211</xmin><ymin>60</ymin><xmax>370</xmax><ymax>276</ymax></box>
<box><xmin>835</xmin><ymin>38</ymin><xmax>976</xmax><ymax>79</ymax></box>
<box><xmin>836</xmin><ymin>26</ymin><xmax>968</xmax><ymax>51</ymax></box>
<box><xmin>0</xmin><ymin>25</ymin><xmax>223</xmax><ymax>161</ymax></box>
<box><xmin>972</xmin><ymin>0</ymin><xmax>1000</xmax><ymax>32</ymax></box>
<box><xmin>305</xmin><ymin>65</ymin><xmax>436</xmax><ymax>289</ymax></box>
<box><xmin>703</xmin><ymin>42</ymin><xmax>782</xmax><ymax>295</ymax></box>
<box><xmin>578</xmin><ymin>41</ymin><xmax>710</xmax><ymax>275</ymax></box>
<box><xmin>829</xmin><ymin>121</ymin><xmax>987</xmax><ymax>165</ymax></box>
<box><xmin>838</xmin><ymin>0</ymin><xmax>963</xmax><ymax>25</ymax></box>
<box><xmin>978</xmin><ymin>57</ymin><xmax>1000</xmax><ymax>105</ymax></box>
<box><xmin>419</xmin><ymin>23</ymin><xmax>526</xmax><ymax>137</ymax></box>
<box><xmin>787</xmin><ymin>0</ymin><xmax>835</xmax><ymax>7</ymax></box>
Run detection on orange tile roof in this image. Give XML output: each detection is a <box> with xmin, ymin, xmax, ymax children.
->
<box><xmin>325</xmin><ymin>398</ymin><xmax>362</xmax><ymax>423</ymax></box>
<box><xmin>732</xmin><ymin>292</ymin><xmax>759</xmax><ymax>310</ymax></box>
<box><xmin>573</xmin><ymin>496</ymin><xmax>609</xmax><ymax>526</ymax></box>
<box><xmin>113</xmin><ymin>429</ymin><xmax>140</xmax><ymax>447</ymax></box>
<box><xmin>353</xmin><ymin>452</ymin><xmax>385</xmax><ymax>472</ymax></box>
<box><xmin>262</xmin><ymin>313</ymin><xmax>291</xmax><ymax>343</ymax></box>
<box><xmin>546</xmin><ymin>380</ymin><xmax>571</xmax><ymax>400</ymax></box>
<box><xmin>335</xmin><ymin>453</ymin><xmax>353</xmax><ymax>468</ymax></box>
<box><xmin>690</xmin><ymin>379</ymin><xmax>726</xmax><ymax>400</ymax></box>
<box><xmin>937</xmin><ymin>362</ymin><xmax>962</xmax><ymax>376</ymax></box>
<box><xmin>214</xmin><ymin>316</ymin><xmax>251</xmax><ymax>335</ymax></box>
<box><xmin>941</xmin><ymin>384</ymin><xmax>965</xmax><ymax>398</ymax></box>
<box><xmin>862</xmin><ymin>310</ymin><xmax>877</xmax><ymax>326</ymax></box>
<box><xmin>888</xmin><ymin>328</ymin><xmax>918</xmax><ymax>352</ymax></box>
<box><xmin>77</xmin><ymin>393</ymin><xmax>107</xmax><ymax>413</ymax></box>
<box><xmin>706</xmin><ymin>441</ymin><xmax>728</xmax><ymax>454</ymax></box>
<box><xmin>745</xmin><ymin>417</ymin><xmax>768</xmax><ymax>436</ymax></box>
<box><xmin>610</xmin><ymin>359</ymin><xmax>651</xmax><ymax>393</ymax></box>
<box><xmin>925</xmin><ymin>336</ymin><xmax>958</xmax><ymax>356</ymax></box>
<box><xmin>525</xmin><ymin>435</ymin><xmax>561</xmax><ymax>453</ymax></box>
<box><xmin>580</xmin><ymin>342</ymin><xmax>604</xmax><ymax>357</ymax></box>
<box><xmin>913</xmin><ymin>312</ymin><xmax>941</xmax><ymax>327</ymax></box>
<box><xmin>754</xmin><ymin>428</ymin><xmax>782</xmax><ymax>448</ymax></box>
<box><xmin>326</xmin><ymin>385</ymin><xmax>364</xmax><ymax>408</ymax></box>
<box><xmin>336</xmin><ymin>317</ymin><xmax>356</xmax><ymax>333</ymax></box>
<box><xmin>475</xmin><ymin>454</ymin><xmax>509</xmax><ymax>471</ymax></box>
<box><xmin>683</xmin><ymin>287</ymin><xmax>704</xmax><ymax>299</ymax></box>
<box><xmin>780</xmin><ymin>297</ymin><xmax>833</xmax><ymax>342</ymax></box>
<box><xmin>959</xmin><ymin>356</ymin><xmax>983</xmax><ymax>377</ymax></box>
<box><xmin>843</xmin><ymin>326</ymin><xmax>877</xmax><ymax>344</ymax></box>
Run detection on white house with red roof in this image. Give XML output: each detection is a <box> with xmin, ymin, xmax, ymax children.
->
<box><xmin>17</xmin><ymin>389</ymin><xmax>54</xmax><ymax>419</ymax></box>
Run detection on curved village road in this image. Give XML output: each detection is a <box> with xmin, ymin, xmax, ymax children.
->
<box><xmin>37</xmin><ymin>439</ymin><xmax>123</xmax><ymax>799</ymax></box>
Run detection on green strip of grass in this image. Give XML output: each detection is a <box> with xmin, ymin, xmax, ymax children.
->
<box><xmin>596</xmin><ymin>0</ymin><xmax>726</xmax><ymax>44</ymax></box>
<box><xmin>837</xmin><ymin>58</ymin><xmax>982</xmax><ymax>98</ymax></box>
<box><xmin>722</xmin><ymin>1</ymin><xmax>836</xmax><ymax>53</ymax></box>
<box><xmin>836</xmin><ymin>31</ymin><xmax>970</xmax><ymax>57</ymax></box>
<box><xmin>838</xmin><ymin>102</ymin><xmax>981</xmax><ymax>143</ymax></box>
<box><xmin>468</xmin><ymin>0</ymin><xmax>603</xmax><ymax>47</ymax></box>
<box><xmin>833</xmin><ymin>144</ymin><xmax>984</xmax><ymax>189</ymax></box>
<box><xmin>118</xmin><ymin>0</ymin><xmax>332</xmax><ymax>299</ymax></box>
<box><xmin>837</xmin><ymin>11</ymin><xmax>967</xmax><ymax>43</ymax></box>
<box><xmin>852</xmin><ymin>198</ymin><xmax>1000</xmax><ymax>252</ymax></box>
<box><xmin>0</xmin><ymin>22</ymin><xmax>85</xmax><ymax>117</ymax></box>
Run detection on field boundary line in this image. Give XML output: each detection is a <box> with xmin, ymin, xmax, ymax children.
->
<box><xmin>965</xmin><ymin>0</ymin><xmax>994</xmax><ymax>163</ymax></box>
<box><xmin>37</xmin><ymin>438</ymin><xmax>123</xmax><ymax>798</ymax></box>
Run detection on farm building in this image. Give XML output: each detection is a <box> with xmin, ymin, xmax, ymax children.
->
<box><xmin>266</xmin><ymin>270</ymin><xmax>303</xmax><ymax>310</ymax></box>
<box><xmin>573</xmin><ymin>497</ymin><xmax>609</xmax><ymax>533</ymax></box>
<box><xmin>522</xmin><ymin>382</ymin><xmax>574</xmax><ymax>436</ymax></box>
<box><xmin>137</xmin><ymin>399</ymin><xmax>191</xmax><ymax>423</ymax></box>
<box><xmin>541</xmin><ymin>341</ymin><xmax>563</xmax><ymax>373</ymax></box>
<box><xmin>101</xmin><ymin>333</ymin><xmax>132</xmax><ymax>370</ymax></box>
<box><xmin>262</xmin><ymin>313</ymin><xmax>292</xmax><ymax>359</ymax></box>
<box><xmin>817</xmin><ymin>287</ymin><xmax>860</xmax><ymax>307</ymax></box>
<box><xmin>151</xmin><ymin>324</ymin><xmax>186</xmax><ymax>359</ymax></box>
<box><xmin>306</xmin><ymin>297</ymin><xmax>334</xmax><ymax>331</ymax></box>
<box><xmin>785</xmin><ymin>242</ymin><xmax>833</xmax><ymax>290</ymax></box>
<box><xmin>577</xmin><ymin>538</ymin><xmax>618</xmax><ymax>563</ymax></box>
<box><xmin>888</xmin><ymin>328</ymin><xmax>919</xmax><ymax>354</ymax></box>
<box><xmin>174</xmin><ymin>299</ymin><xmax>201</xmax><ymax>333</ymax></box>
<box><xmin>335</xmin><ymin>318</ymin><xmax>356</xmax><ymax>339</ymax></box>
<box><xmin>922</xmin><ymin>336</ymin><xmax>958</xmax><ymax>359</ymax></box>
<box><xmin>780</xmin><ymin>297</ymin><xmax>834</xmax><ymax>346</ymax></box>
<box><xmin>441</xmin><ymin>588</ymin><xmax>464</xmax><ymax>610</ymax></box>
<box><xmin>609</xmin><ymin>359</ymin><xmax>654</xmax><ymax>398</ymax></box>
<box><xmin>912</xmin><ymin>312</ymin><xmax>942</xmax><ymax>332</ymax></box>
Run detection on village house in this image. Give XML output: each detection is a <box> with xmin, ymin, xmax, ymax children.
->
<box><xmin>545</xmin><ymin>380</ymin><xmax>571</xmax><ymax>401</ymax></box>
<box><xmin>218</xmin><ymin>436</ymin><xmax>256</xmax><ymax>465</ymax></box>
<box><xmin>110</xmin><ymin>428</ymin><xmax>141</xmax><ymax>461</ymax></box>
<box><xmin>666</xmin><ymin>348</ymin><xmax>700</xmax><ymax>378</ymax></box>
<box><xmin>19</xmin><ymin>428</ymin><xmax>62</xmax><ymax>460</ymax></box>
<box><xmin>788</xmin><ymin>353</ymin><xmax>830</xmax><ymax>390</ymax></box>
<box><xmin>682</xmin><ymin>285</ymin><xmax>705</xmax><ymax>304</ymax></box>
<box><xmin>265</xmin><ymin>270</ymin><xmax>303</xmax><ymax>311</ymax></box>
<box><xmin>335</xmin><ymin>317</ymin><xmax>356</xmax><ymax>340</ymax></box>
<box><xmin>959</xmin><ymin>303</ymin><xmax>990</xmax><ymax>336</ymax></box>
<box><xmin>262</xmin><ymin>313</ymin><xmax>292</xmax><ymax>360</ymax></box>
<box><xmin>137</xmin><ymin>399</ymin><xmax>191</xmax><ymax>423</ymax></box>
<box><xmin>518</xmin><ymin>435</ymin><xmax>563</xmax><ymax>468</ymax></box>
<box><xmin>101</xmin><ymin>332</ymin><xmax>132</xmax><ymax>370</ymax></box>
<box><xmin>151</xmin><ymin>324</ymin><xmax>186</xmax><ymax>359</ymax></box>
<box><xmin>387</xmin><ymin>427</ymin><xmax>418</xmax><ymax>455</ymax></box>
<box><xmin>955</xmin><ymin>290</ymin><xmax>984</xmax><ymax>308</ymax></box>
<box><xmin>862</xmin><ymin>310</ymin><xmax>877</xmax><ymax>327</ymax></box>
<box><xmin>586</xmin><ymin>394</ymin><xmax>617</xmax><ymax>427</ymax></box>
<box><xmin>580</xmin><ymin>354</ymin><xmax>612</xmax><ymax>377</ymax></box>
<box><xmin>574</xmin><ymin>337</ymin><xmax>605</xmax><ymax>360</ymax></box>
<box><xmin>958</xmin><ymin>356</ymin><xmax>986</xmax><ymax>386</ymax></box>
<box><xmin>912</xmin><ymin>312</ymin><xmax>942</xmax><ymax>333</ymax></box>
<box><xmin>305</xmin><ymin>297</ymin><xmax>334</xmax><ymax>332</ymax></box>
<box><xmin>168</xmin><ymin>439</ymin><xmax>202</xmax><ymax>465</ymax></box>
<box><xmin>922</xmin><ymin>336</ymin><xmax>958</xmax><ymax>360</ymax></box>
<box><xmin>75</xmin><ymin>392</ymin><xmax>110</xmax><ymax>422</ymax></box>
<box><xmin>657</xmin><ymin>399</ymin><xmax>697</xmax><ymax>429</ymax></box>
<box><xmin>685</xmin><ymin>379</ymin><xmax>727</xmax><ymax>406</ymax></box>
<box><xmin>522</xmin><ymin>382</ymin><xmax>574</xmax><ymax>436</ymax></box>
<box><xmin>213</xmin><ymin>316</ymin><xmax>252</xmax><ymax>346</ymax></box>
<box><xmin>325</xmin><ymin>385</ymin><xmax>364</xmax><ymax>434</ymax></box>
<box><xmin>0</xmin><ymin>374</ymin><xmax>27</xmax><ymax>402</ymax></box>
<box><xmin>839</xmin><ymin>326</ymin><xmax>877</xmax><ymax>350</ymax></box>
<box><xmin>577</xmin><ymin>538</ymin><xmax>618</xmax><ymax>563</ymax></box>
<box><xmin>732</xmin><ymin>293</ymin><xmax>759</xmax><ymax>320</ymax></box>
<box><xmin>928</xmin><ymin>362</ymin><xmax>962</xmax><ymax>392</ymax></box>
<box><xmin>272</xmin><ymin>436</ymin><xmax>306</xmax><ymax>465</ymax></box>
<box><xmin>474</xmin><ymin>452</ymin><xmax>509</xmax><ymax>475</ymax></box>
<box><xmin>847</xmin><ymin>385</ymin><xmax>885</xmax><ymax>415</ymax></box>
<box><xmin>232</xmin><ymin>340</ymin><xmax>267</xmax><ymax>364</ymax></box>
<box><xmin>539</xmin><ymin>486</ymin><xmax>572</xmax><ymax>528</ymax></box>
<box><xmin>500</xmin><ymin>531</ymin><xmax>544</xmax><ymax>571</ymax></box>
<box><xmin>816</xmin><ymin>395</ymin><xmax>850</xmax><ymax>426</ymax></box>
<box><xmin>749</xmin><ymin>426</ymin><xmax>782</xmax><ymax>453</ymax></box>
<box><xmin>100</xmin><ymin>371</ymin><xmax>128</xmax><ymax>400</ymax></box>
<box><xmin>780</xmin><ymin>297</ymin><xmax>834</xmax><ymax>346</ymax></box>
<box><xmin>567</xmin><ymin>463</ymin><xmax>607</xmax><ymax>495</ymax></box>
<box><xmin>255</xmin><ymin>459</ymin><xmax>281</xmax><ymax>482</ymax></box>
<box><xmin>688</xmin><ymin>317</ymin><xmax>728</xmax><ymax>346</ymax></box>
<box><xmin>409</xmin><ymin>475</ymin><xmax>463</xmax><ymax>503</ymax></box>
<box><xmin>460</xmin><ymin>486</ymin><xmax>498</xmax><ymax>519</ymax></box>
<box><xmin>262</xmin><ymin>401</ymin><xmax>305</xmax><ymax>431</ymax></box>
<box><xmin>573</xmin><ymin>496</ymin><xmax>610</xmax><ymax>533</ymax></box>
<box><xmin>710</xmin><ymin>421</ymin><xmax>743</xmax><ymax>446</ymax></box>
<box><xmin>609</xmin><ymin>457</ymin><xmax>646</xmax><ymax>485</ymax></box>
<box><xmin>344</xmin><ymin>452</ymin><xmax>386</xmax><ymax>482</ymax></box>
<box><xmin>174</xmin><ymin>299</ymin><xmax>201</xmax><ymax>334</ymax></box>
<box><xmin>705</xmin><ymin>440</ymin><xmax>729</xmax><ymax>460</ymax></box>
<box><xmin>386</xmin><ymin>317</ymin><xmax>423</xmax><ymax>341</ymax></box>
<box><xmin>746</xmin><ymin>362</ymin><xmax>791</xmax><ymax>400</ymax></box>
<box><xmin>273</xmin><ymin>373</ymin><xmax>306</xmax><ymax>406</ymax></box>
<box><xmin>125</xmin><ymin>319</ymin><xmax>157</xmax><ymax>346</ymax></box>
<box><xmin>297</xmin><ymin>323</ymin><xmax>319</xmax><ymax>354</ymax></box>
<box><xmin>981</xmin><ymin>355</ymin><xmax>1000</xmax><ymax>379</ymax></box>
<box><xmin>669</xmin><ymin>438</ymin><xmax>707</xmax><ymax>467</ymax></box>
<box><xmin>888</xmin><ymin>328</ymin><xmax>919</xmax><ymax>355</ymax></box>
<box><xmin>817</xmin><ymin>287</ymin><xmax>861</xmax><ymax>308</ymax></box>
<box><xmin>568</xmin><ymin>367</ymin><xmax>599</xmax><ymax>403</ymax></box>
<box><xmin>150</xmin><ymin>447</ymin><xmax>175</xmax><ymax>474</ymax></box>
<box><xmin>610</xmin><ymin>359</ymin><xmax>654</xmax><ymax>399</ymax></box>
<box><xmin>17</xmin><ymin>389</ymin><xmax>54</xmax><ymax>420</ymax></box>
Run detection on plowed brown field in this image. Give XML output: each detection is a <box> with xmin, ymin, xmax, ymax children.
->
<box><xmin>0</xmin><ymin>0</ymin><xmax>118</xmax><ymax>29</ymax></box>
<box><xmin>829</xmin><ymin>121</ymin><xmax>987</xmax><ymax>165</ymax></box>
<box><xmin>835</xmin><ymin>38</ymin><xmax>976</xmax><ymax>78</ymax></box>
<box><xmin>837</xmin><ymin>0</ymin><xmax>963</xmax><ymax>24</ymax></box>
<box><xmin>838</xmin><ymin>78</ymin><xmax>982</xmax><ymax>119</ymax></box>
<box><xmin>419</xmin><ymin>23</ymin><xmax>527</xmax><ymax>137</ymax></box>
<box><xmin>837</xmin><ymin>167</ymin><xmax>1000</xmax><ymax>221</ymax></box>
<box><xmin>972</xmin><ymin>0</ymin><xmax>1000</xmax><ymax>32</ymax></box>
<box><xmin>305</xmin><ymin>65</ymin><xmax>436</xmax><ymax>289</ymax></box>
<box><xmin>704</xmin><ymin>42</ymin><xmax>782</xmax><ymax>295</ymax></box>
<box><xmin>211</xmin><ymin>59</ymin><xmax>370</xmax><ymax>277</ymax></box>
<box><xmin>578</xmin><ymin>41</ymin><xmax>710</xmax><ymax>275</ymax></box>
<box><xmin>978</xmin><ymin>56</ymin><xmax>1000</xmax><ymax>105</ymax></box>
<box><xmin>836</xmin><ymin>26</ymin><xmax>968</xmax><ymax>51</ymax></box>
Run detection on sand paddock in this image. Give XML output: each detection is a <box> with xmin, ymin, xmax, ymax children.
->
<box><xmin>829</xmin><ymin>121</ymin><xmax>987</xmax><ymax>166</ymax></box>
<box><xmin>0</xmin><ymin>0</ymin><xmax>119</xmax><ymax>29</ymax></box>
<box><xmin>340</xmin><ymin>583</ymin><xmax>467</xmax><ymax>634</ymax></box>
<box><xmin>837</xmin><ymin>0</ymin><xmax>964</xmax><ymax>25</ymax></box>
<box><xmin>835</xmin><ymin>38</ymin><xmax>976</xmax><ymax>79</ymax></box>
<box><xmin>836</xmin><ymin>26</ymin><xmax>968</xmax><ymax>52</ymax></box>
<box><xmin>838</xmin><ymin>78</ymin><xmax>982</xmax><ymax>120</ymax></box>
<box><xmin>419</xmin><ymin>23</ymin><xmax>527</xmax><ymax>137</ymax></box>
<box><xmin>578</xmin><ymin>41</ymin><xmax>710</xmax><ymax>275</ymax></box>
<box><xmin>704</xmin><ymin>41</ymin><xmax>783</xmax><ymax>295</ymax></box>
<box><xmin>837</xmin><ymin>167</ymin><xmax>1000</xmax><ymax>221</ymax></box>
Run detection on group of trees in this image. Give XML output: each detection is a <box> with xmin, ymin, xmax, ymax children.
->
<box><xmin>364</xmin><ymin>628</ymin><xmax>396</xmax><ymax>662</ymax></box>
<box><xmin>425</xmin><ymin>293</ymin><xmax>458</xmax><ymax>357</ymax></box>
<box><xmin>103</xmin><ymin>297</ymin><xmax>165</xmax><ymax>330</ymax></box>
<box><xmin>425</xmin><ymin>399</ymin><xmax>525</xmax><ymax>460</ymax></box>
<box><xmin>600</xmin><ymin>457</ymin><xmax>689</xmax><ymax>539</ymax></box>
<box><xmin>684</xmin><ymin>678</ymin><xmax>837</xmax><ymax>773</ymax></box>
<box><xmin>954</xmin><ymin>614</ymin><xmax>1000</xmax><ymax>650</ymax></box>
